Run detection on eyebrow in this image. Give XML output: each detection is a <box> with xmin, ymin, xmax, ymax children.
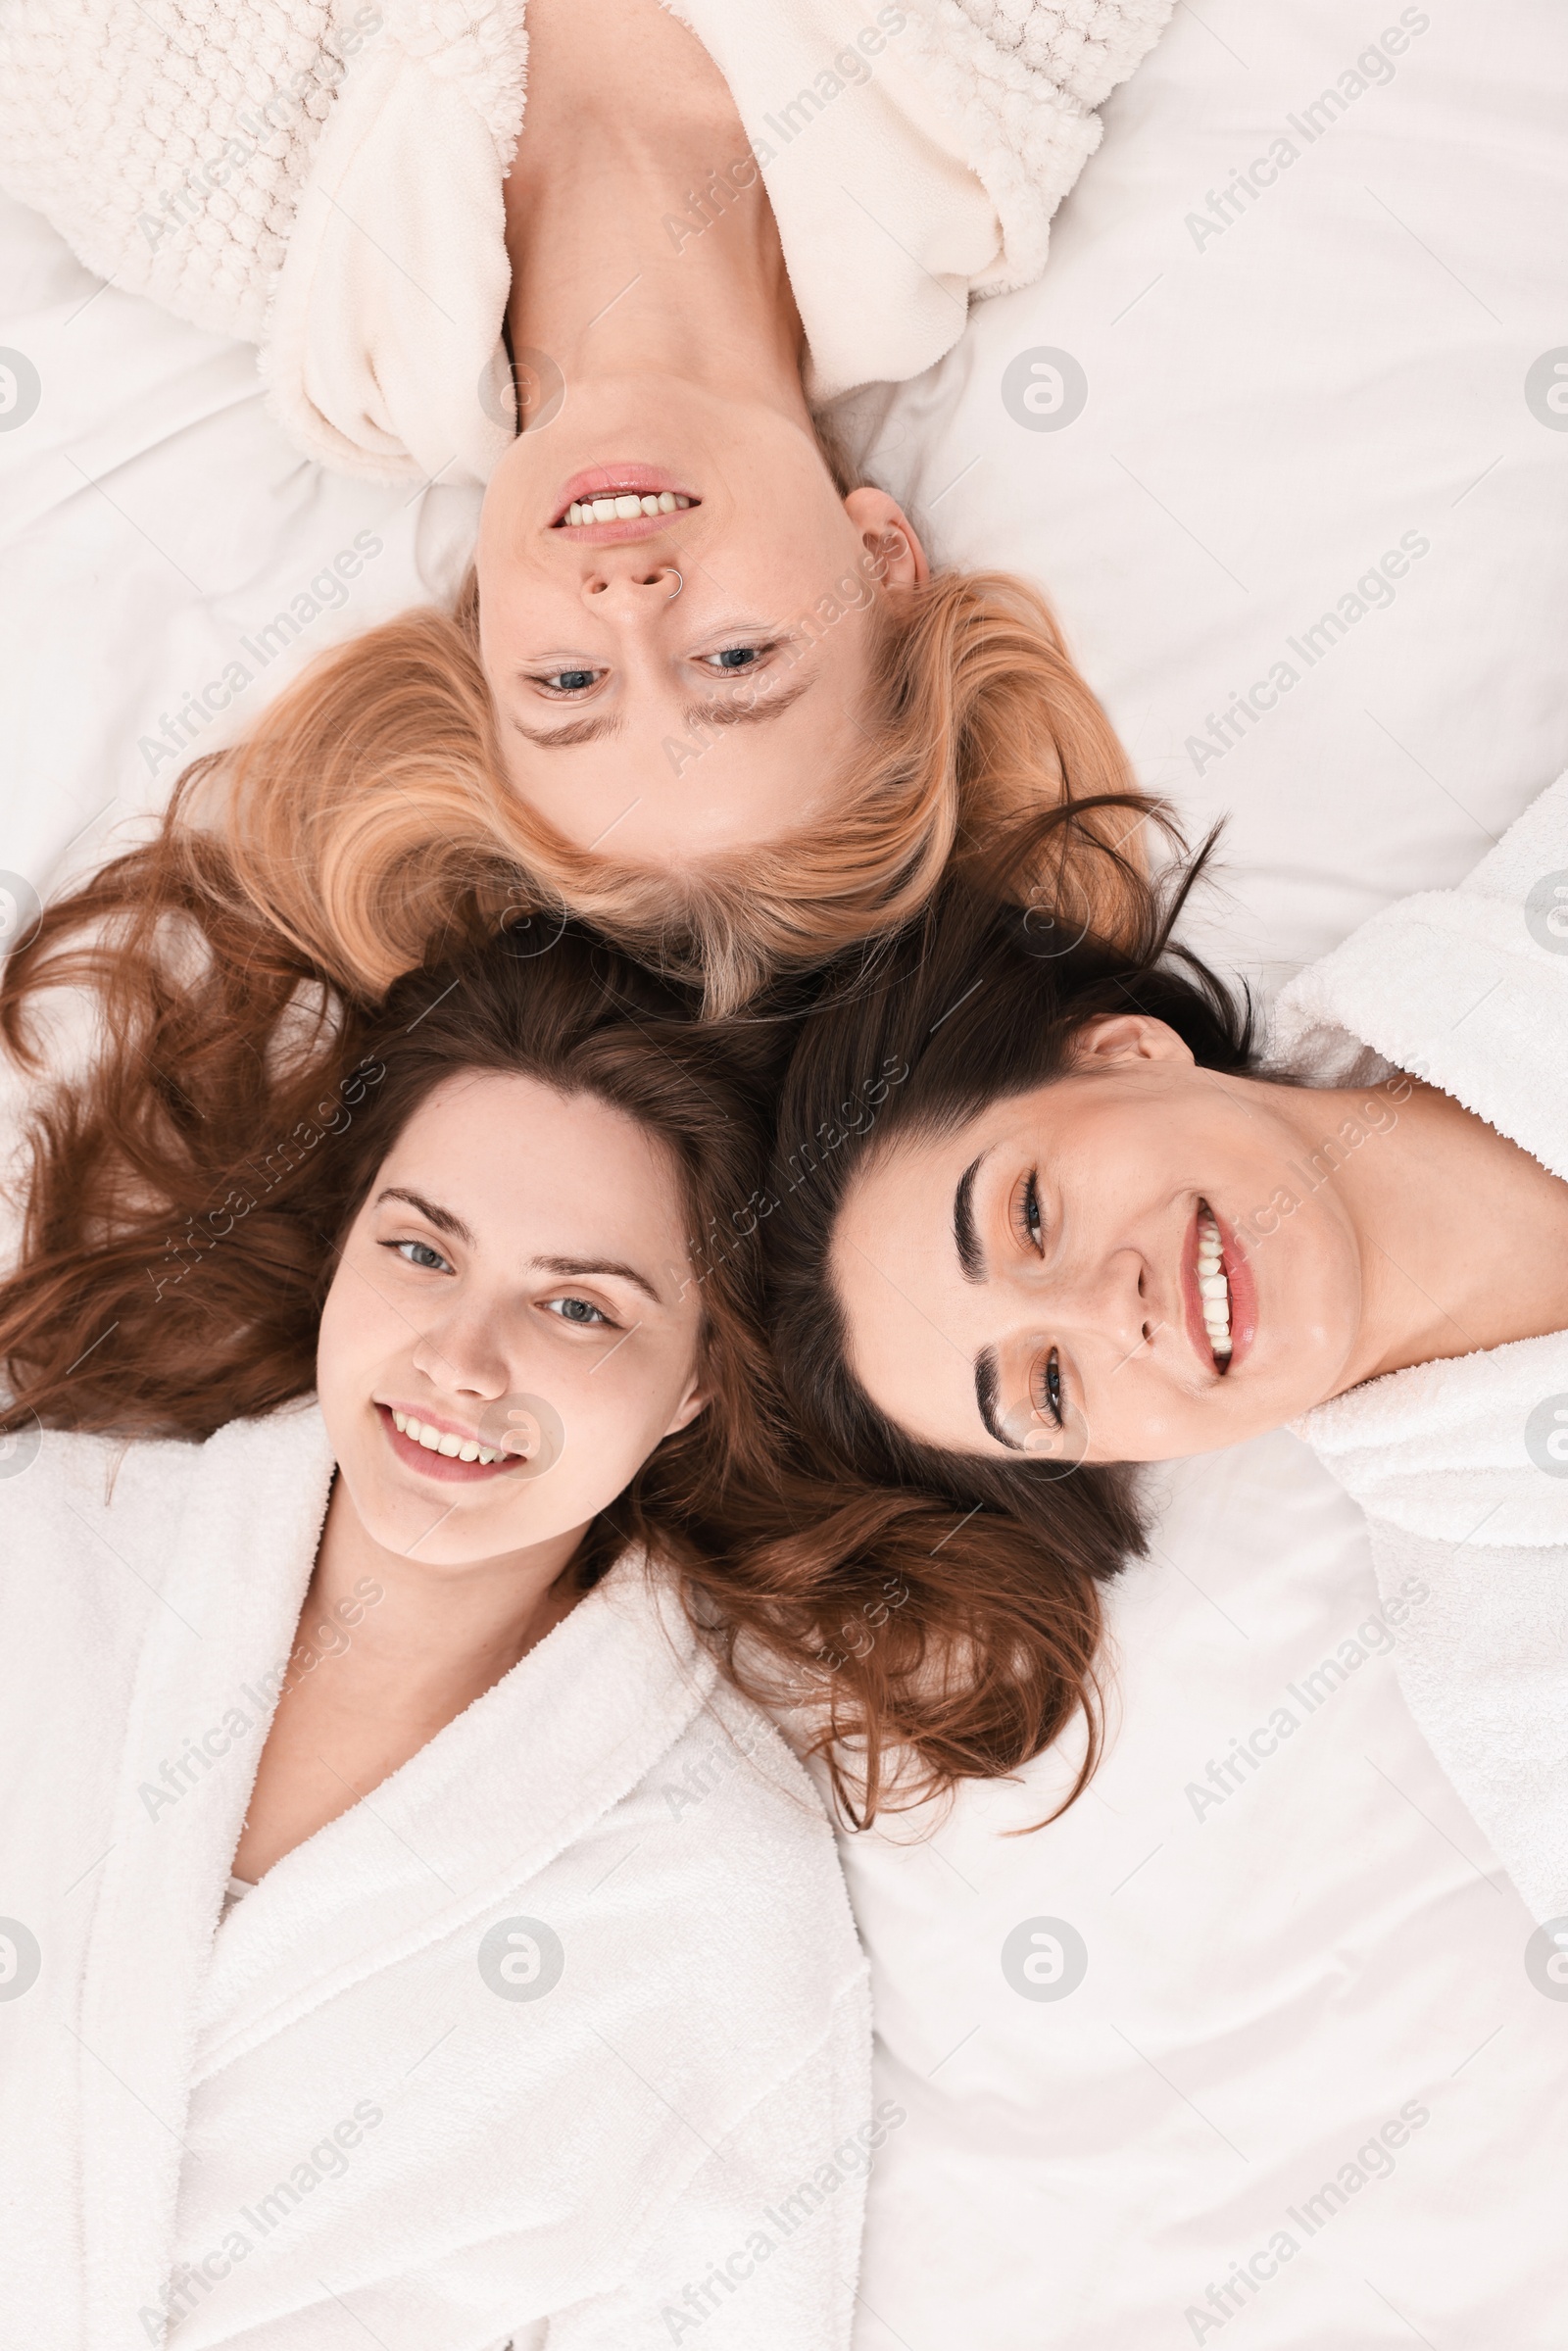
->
<box><xmin>953</xmin><ymin>1152</ymin><xmax>988</xmax><ymax>1283</ymax></box>
<box><xmin>375</xmin><ymin>1200</ymin><xmax>663</xmax><ymax>1306</ymax></box>
<box><xmin>510</xmin><ymin>674</ymin><xmax>814</xmax><ymax>749</ymax></box>
<box><xmin>531</xmin><ymin>1253</ymin><xmax>664</xmax><ymax>1307</ymax></box>
<box><xmin>974</xmin><ymin>1344</ymin><xmax>1022</xmax><ymax>1451</ymax></box>
<box><xmin>376</xmin><ymin>1187</ymin><xmax>474</xmax><ymax>1246</ymax></box>
<box><xmin>690</xmin><ymin>676</ymin><xmax>813</xmax><ymax>730</ymax></box>
<box><xmin>511</xmin><ymin>712</ymin><xmax>624</xmax><ymax>748</ymax></box>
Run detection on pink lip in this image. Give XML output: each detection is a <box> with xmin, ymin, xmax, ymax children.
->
<box><xmin>1217</xmin><ymin>1207</ymin><xmax>1256</xmax><ymax>1371</ymax></box>
<box><xmin>550</xmin><ymin>465</ymin><xmax>702</xmax><ymax>545</ymax></box>
<box><xmin>1180</xmin><ymin>1203</ymin><xmax>1257</xmax><ymax>1378</ymax></box>
<box><xmin>375</xmin><ymin>1402</ymin><xmax>520</xmax><ymax>1485</ymax></box>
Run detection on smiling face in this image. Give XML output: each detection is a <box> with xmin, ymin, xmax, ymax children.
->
<box><xmin>473</xmin><ymin>381</ymin><xmax>926</xmax><ymax>865</ymax></box>
<box><xmin>832</xmin><ymin>1018</ymin><xmax>1372</xmax><ymax>1466</ymax></box>
<box><xmin>315</xmin><ymin>1071</ymin><xmax>706</xmax><ymax>1567</ymax></box>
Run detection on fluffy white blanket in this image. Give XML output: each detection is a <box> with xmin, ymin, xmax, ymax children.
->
<box><xmin>0</xmin><ymin>1401</ymin><xmax>874</xmax><ymax>2348</ymax></box>
<box><xmin>1273</xmin><ymin>771</ymin><xmax>1568</xmax><ymax>1922</ymax></box>
<box><xmin>0</xmin><ymin>0</ymin><xmax>1172</xmax><ymax>481</ymax></box>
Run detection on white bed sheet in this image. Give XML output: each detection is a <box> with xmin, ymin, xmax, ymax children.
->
<box><xmin>2</xmin><ymin>1</ymin><xmax>1567</xmax><ymax>2344</ymax></box>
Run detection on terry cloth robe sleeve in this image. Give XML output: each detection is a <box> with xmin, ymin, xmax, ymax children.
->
<box><xmin>662</xmin><ymin>0</ymin><xmax>1174</xmax><ymax>409</ymax></box>
<box><xmin>0</xmin><ymin>0</ymin><xmax>1174</xmax><ymax>484</ymax></box>
<box><xmin>1271</xmin><ymin>769</ymin><xmax>1568</xmax><ymax>1925</ymax></box>
<box><xmin>0</xmin><ymin>1400</ymin><xmax>872</xmax><ymax>2351</ymax></box>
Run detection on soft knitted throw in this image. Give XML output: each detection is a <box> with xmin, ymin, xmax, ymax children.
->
<box><xmin>0</xmin><ymin>0</ymin><xmax>1172</xmax><ymax>481</ymax></box>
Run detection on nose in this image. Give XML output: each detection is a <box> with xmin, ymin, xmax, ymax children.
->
<box><xmin>409</xmin><ymin>1301</ymin><xmax>514</xmax><ymax>1401</ymax></box>
<box><xmin>1032</xmin><ymin>1246</ymin><xmax>1154</xmax><ymax>1356</ymax></box>
<box><xmin>577</xmin><ymin>547</ymin><xmax>681</xmax><ymax>610</ymax></box>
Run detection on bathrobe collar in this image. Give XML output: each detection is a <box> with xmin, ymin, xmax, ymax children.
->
<box><xmin>1275</xmin><ymin>771</ymin><xmax>1568</xmax><ymax>1549</ymax></box>
<box><xmin>77</xmin><ymin>1400</ymin><xmax>713</xmax><ymax>2343</ymax></box>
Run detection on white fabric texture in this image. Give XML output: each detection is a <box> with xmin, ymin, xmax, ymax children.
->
<box><xmin>1269</xmin><ymin>772</ymin><xmax>1568</xmax><ymax>1924</ymax></box>
<box><xmin>0</xmin><ymin>1401</ymin><xmax>873</xmax><ymax>2350</ymax></box>
<box><xmin>666</xmin><ymin>0</ymin><xmax>1173</xmax><ymax>409</ymax></box>
<box><xmin>0</xmin><ymin>0</ymin><xmax>1173</xmax><ymax>482</ymax></box>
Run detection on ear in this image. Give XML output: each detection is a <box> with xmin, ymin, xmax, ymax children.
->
<box><xmin>1069</xmin><ymin>1013</ymin><xmax>1195</xmax><ymax>1070</ymax></box>
<box><xmin>843</xmin><ymin>486</ymin><xmax>930</xmax><ymax>588</ymax></box>
<box><xmin>662</xmin><ymin>1377</ymin><xmax>710</xmax><ymax>1441</ymax></box>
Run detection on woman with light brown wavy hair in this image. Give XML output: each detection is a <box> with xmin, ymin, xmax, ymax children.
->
<box><xmin>0</xmin><ymin>850</ymin><xmax>1122</xmax><ymax>2335</ymax></box>
<box><xmin>2</xmin><ymin>0</ymin><xmax>1172</xmax><ymax>1011</ymax></box>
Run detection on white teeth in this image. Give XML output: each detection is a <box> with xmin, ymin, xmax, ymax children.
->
<box><xmin>559</xmin><ymin>491</ymin><xmax>692</xmax><ymax>527</ymax></box>
<box><xmin>392</xmin><ymin>1411</ymin><xmax>502</xmax><ymax>1464</ymax></box>
<box><xmin>1197</xmin><ymin>1209</ymin><xmax>1232</xmax><ymax>1362</ymax></box>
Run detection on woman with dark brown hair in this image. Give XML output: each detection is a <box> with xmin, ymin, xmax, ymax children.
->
<box><xmin>764</xmin><ymin>778</ymin><xmax>1568</xmax><ymax>1930</ymax></box>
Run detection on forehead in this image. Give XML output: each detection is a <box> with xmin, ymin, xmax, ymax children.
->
<box><xmin>831</xmin><ymin>1114</ymin><xmax>993</xmax><ymax>1446</ymax></box>
<box><xmin>382</xmin><ymin>1071</ymin><xmax>687</xmax><ymax>1234</ymax></box>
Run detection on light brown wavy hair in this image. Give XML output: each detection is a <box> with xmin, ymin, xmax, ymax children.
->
<box><xmin>163</xmin><ymin>558</ymin><xmax>1152</xmax><ymax>1020</ymax></box>
<box><xmin>0</xmin><ymin>853</ymin><xmax>1108</xmax><ymax>1823</ymax></box>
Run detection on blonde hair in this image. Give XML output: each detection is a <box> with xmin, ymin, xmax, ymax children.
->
<box><xmin>178</xmin><ymin>563</ymin><xmax>1152</xmax><ymax>1017</ymax></box>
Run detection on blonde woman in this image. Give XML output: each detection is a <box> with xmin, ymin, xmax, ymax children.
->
<box><xmin>1</xmin><ymin>0</ymin><xmax>1172</xmax><ymax>1008</ymax></box>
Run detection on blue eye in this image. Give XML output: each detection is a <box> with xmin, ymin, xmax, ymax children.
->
<box><xmin>540</xmin><ymin>667</ymin><xmax>601</xmax><ymax>694</ymax></box>
<box><xmin>547</xmin><ymin>1296</ymin><xmax>611</xmax><ymax>1327</ymax></box>
<box><xmin>710</xmin><ymin>646</ymin><xmax>760</xmax><ymax>670</ymax></box>
<box><xmin>388</xmin><ymin>1239</ymin><xmax>449</xmax><ymax>1272</ymax></box>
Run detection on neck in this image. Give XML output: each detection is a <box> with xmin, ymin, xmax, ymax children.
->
<box><xmin>1282</xmin><ymin>1075</ymin><xmax>1568</xmax><ymax>1392</ymax></box>
<box><xmin>502</xmin><ymin>0</ymin><xmax>808</xmax><ymax>420</ymax></box>
<box><xmin>303</xmin><ymin>1475</ymin><xmax>587</xmax><ymax>1723</ymax></box>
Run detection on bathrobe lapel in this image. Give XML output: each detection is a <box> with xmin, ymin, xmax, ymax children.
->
<box><xmin>74</xmin><ymin>1398</ymin><xmax>721</xmax><ymax>2347</ymax></box>
<box><xmin>78</xmin><ymin>1403</ymin><xmax>335</xmax><ymax>2348</ymax></box>
<box><xmin>192</xmin><ymin>1548</ymin><xmax>717</xmax><ymax>2088</ymax></box>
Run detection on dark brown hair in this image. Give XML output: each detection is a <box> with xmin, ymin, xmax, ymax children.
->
<box><xmin>762</xmin><ymin>806</ymin><xmax>1258</xmax><ymax>1809</ymax></box>
<box><xmin>0</xmin><ymin>829</ymin><xmax>1184</xmax><ymax>1822</ymax></box>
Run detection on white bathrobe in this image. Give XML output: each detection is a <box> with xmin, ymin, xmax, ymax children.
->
<box><xmin>1272</xmin><ymin>771</ymin><xmax>1568</xmax><ymax>1925</ymax></box>
<box><xmin>0</xmin><ymin>0</ymin><xmax>1172</xmax><ymax>483</ymax></box>
<box><xmin>0</xmin><ymin>1400</ymin><xmax>875</xmax><ymax>2349</ymax></box>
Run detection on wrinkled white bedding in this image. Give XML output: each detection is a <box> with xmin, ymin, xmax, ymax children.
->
<box><xmin>2</xmin><ymin>0</ymin><xmax>1566</xmax><ymax>2341</ymax></box>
